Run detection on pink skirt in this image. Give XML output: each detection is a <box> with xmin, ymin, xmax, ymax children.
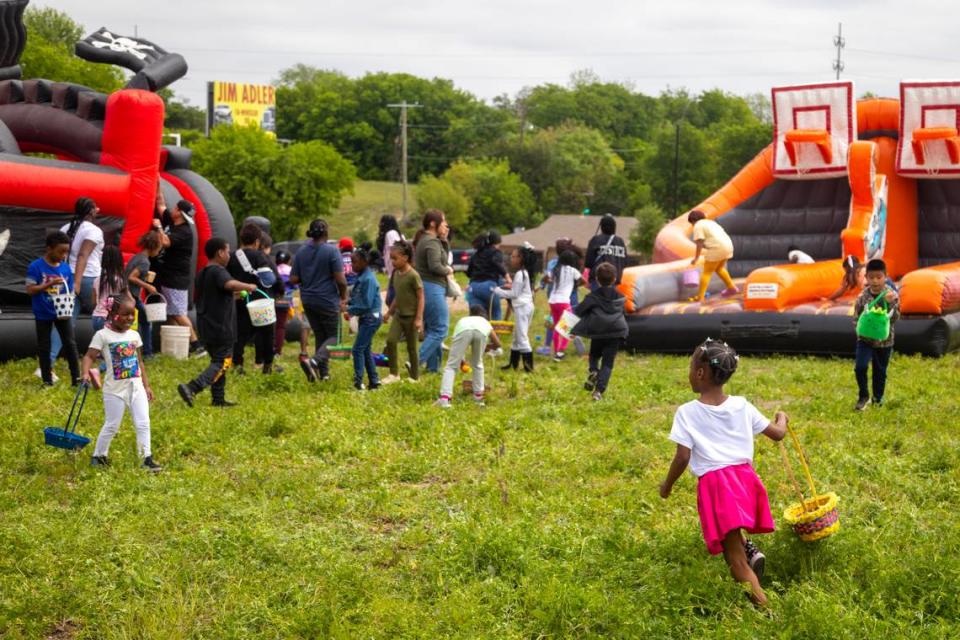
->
<box><xmin>697</xmin><ymin>463</ymin><xmax>774</xmax><ymax>555</ymax></box>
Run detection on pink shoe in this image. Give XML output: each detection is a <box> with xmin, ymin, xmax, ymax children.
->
<box><xmin>720</xmin><ymin>287</ymin><xmax>740</xmax><ymax>298</ymax></box>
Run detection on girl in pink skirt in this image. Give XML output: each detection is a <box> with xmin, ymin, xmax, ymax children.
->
<box><xmin>659</xmin><ymin>339</ymin><xmax>788</xmax><ymax>606</ymax></box>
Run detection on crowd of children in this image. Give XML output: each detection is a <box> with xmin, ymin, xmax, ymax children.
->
<box><xmin>27</xmin><ymin>202</ymin><xmax>909</xmax><ymax>609</ymax></box>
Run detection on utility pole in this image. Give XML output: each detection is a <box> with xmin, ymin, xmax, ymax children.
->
<box><xmin>832</xmin><ymin>23</ymin><xmax>845</xmax><ymax>80</ymax></box>
<box><xmin>387</xmin><ymin>101</ymin><xmax>421</xmax><ymax>220</ymax></box>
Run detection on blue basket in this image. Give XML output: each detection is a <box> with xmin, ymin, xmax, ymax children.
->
<box><xmin>44</xmin><ymin>427</ymin><xmax>91</xmax><ymax>450</ymax></box>
<box><xmin>43</xmin><ymin>383</ymin><xmax>91</xmax><ymax>451</ymax></box>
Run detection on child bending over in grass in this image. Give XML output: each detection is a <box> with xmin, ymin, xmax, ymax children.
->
<box><xmin>82</xmin><ymin>295</ymin><xmax>160</xmax><ymax>471</ymax></box>
<box><xmin>659</xmin><ymin>339</ymin><xmax>788</xmax><ymax>606</ymax></box>
<box><xmin>434</xmin><ymin>305</ymin><xmax>501</xmax><ymax>408</ymax></box>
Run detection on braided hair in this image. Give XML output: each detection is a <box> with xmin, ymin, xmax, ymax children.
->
<box><xmin>695</xmin><ymin>338</ymin><xmax>740</xmax><ymax>385</ymax></box>
<box><xmin>518</xmin><ymin>244</ymin><xmax>540</xmax><ymax>283</ymax></box>
<box><xmin>66</xmin><ymin>197</ymin><xmax>97</xmax><ymax>240</ymax></box>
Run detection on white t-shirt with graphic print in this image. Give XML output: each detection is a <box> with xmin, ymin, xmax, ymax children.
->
<box><xmin>89</xmin><ymin>327</ymin><xmax>144</xmax><ymax>397</ymax></box>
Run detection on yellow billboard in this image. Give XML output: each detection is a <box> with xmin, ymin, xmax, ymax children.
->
<box><xmin>206</xmin><ymin>81</ymin><xmax>276</xmax><ymax>136</ymax></box>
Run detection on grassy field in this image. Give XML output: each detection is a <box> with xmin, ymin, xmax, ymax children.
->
<box><xmin>1</xmin><ymin>300</ymin><xmax>959</xmax><ymax>638</ymax></box>
<box><xmin>324</xmin><ymin>180</ymin><xmax>419</xmax><ymax>243</ymax></box>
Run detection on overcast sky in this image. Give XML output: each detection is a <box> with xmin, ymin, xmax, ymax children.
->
<box><xmin>34</xmin><ymin>0</ymin><xmax>960</xmax><ymax>109</ymax></box>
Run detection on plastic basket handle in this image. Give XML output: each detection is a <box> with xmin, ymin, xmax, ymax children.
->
<box><xmin>248</xmin><ymin>288</ymin><xmax>271</xmax><ymax>302</ymax></box>
<box><xmin>63</xmin><ymin>382</ymin><xmax>89</xmax><ymax>435</ymax></box>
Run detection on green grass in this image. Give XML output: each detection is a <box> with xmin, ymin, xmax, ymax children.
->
<box><xmin>2</xmin><ymin>301</ymin><xmax>959</xmax><ymax>638</ymax></box>
<box><xmin>324</xmin><ymin>180</ymin><xmax>419</xmax><ymax>243</ymax></box>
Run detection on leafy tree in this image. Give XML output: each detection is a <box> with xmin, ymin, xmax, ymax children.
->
<box><xmin>629</xmin><ymin>203</ymin><xmax>667</xmax><ymax>260</ymax></box>
<box><xmin>191</xmin><ymin>126</ymin><xmax>356</xmax><ymax>240</ymax></box>
<box><xmin>191</xmin><ymin>126</ymin><xmax>280</xmax><ymax>223</ymax></box>
<box><xmin>441</xmin><ymin>159</ymin><xmax>539</xmax><ymax>237</ymax></box>
<box><xmin>271</xmin><ymin>140</ymin><xmax>357</xmax><ymax>240</ymax></box>
<box><xmin>276</xmin><ymin>67</ymin><xmax>512</xmax><ymax>181</ymax></box>
<box><xmin>18</xmin><ymin>7</ymin><xmax>124</xmax><ymax>93</ymax></box>
<box><xmin>499</xmin><ymin>123</ymin><xmax>624</xmax><ymax>215</ymax></box>
<box><xmin>415</xmin><ymin>175</ymin><xmax>470</xmax><ymax>230</ymax></box>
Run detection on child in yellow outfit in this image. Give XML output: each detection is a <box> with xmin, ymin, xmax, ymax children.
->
<box><xmin>688</xmin><ymin>210</ymin><xmax>737</xmax><ymax>302</ymax></box>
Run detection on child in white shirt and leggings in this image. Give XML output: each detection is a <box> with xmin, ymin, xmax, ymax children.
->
<box><xmin>81</xmin><ymin>295</ymin><xmax>161</xmax><ymax>471</ymax></box>
<box><xmin>494</xmin><ymin>245</ymin><xmax>539</xmax><ymax>372</ymax></box>
<box><xmin>435</xmin><ymin>306</ymin><xmax>501</xmax><ymax>408</ymax></box>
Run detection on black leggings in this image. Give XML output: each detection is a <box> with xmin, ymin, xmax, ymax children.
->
<box><xmin>36</xmin><ymin>318</ymin><xmax>80</xmax><ymax>384</ymax></box>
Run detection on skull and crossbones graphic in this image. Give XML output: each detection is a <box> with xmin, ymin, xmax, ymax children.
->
<box><xmin>90</xmin><ymin>30</ymin><xmax>158</xmax><ymax>62</ymax></box>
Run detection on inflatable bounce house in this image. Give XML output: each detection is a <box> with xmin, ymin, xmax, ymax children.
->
<box><xmin>621</xmin><ymin>80</ymin><xmax>960</xmax><ymax>356</ymax></box>
<box><xmin>0</xmin><ymin>0</ymin><xmax>235</xmax><ymax>358</ymax></box>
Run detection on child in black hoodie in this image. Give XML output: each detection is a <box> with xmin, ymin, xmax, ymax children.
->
<box><xmin>571</xmin><ymin>262</ymin><xmax>628</xmax><ymax>401</ymax></box>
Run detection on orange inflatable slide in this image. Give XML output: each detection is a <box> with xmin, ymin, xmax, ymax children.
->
<box><xmin>621</xmin><ymin>81</ymin><xmax>960</xmax><ymax>356</ymax></box>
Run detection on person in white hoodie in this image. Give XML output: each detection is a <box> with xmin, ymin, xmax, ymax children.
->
<box><xmin>494</xmin><ymin>244</ymin><xmax>539</xmax><ymax>372</ymax></box>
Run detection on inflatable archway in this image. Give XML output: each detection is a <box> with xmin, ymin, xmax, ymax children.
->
<box><xmin>620</xmin><ymin>81</ymin><xmax>960</xmax><ymax>356</ymax></box>
<box><xmin>0</xmin><ymin>0</ymin><xmax>236</xmax><ymax>359</ymax></box>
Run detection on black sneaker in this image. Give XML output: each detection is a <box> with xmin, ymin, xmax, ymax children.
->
<box><xmin>177</xmin><ymin>383</ymin><xmax>194</xmax><ymax>408</ymax></box>
<box><xmin>298</xmin><ymin>355</ymin><xmax>318</xmax><ymax>382</ymax></box>
<box><xmin>744</xmin><ymin>540</ymin><xmax>765</xmax><ymax>580</ymax></box>
<box><xmin>553</xmin><ymin>351</ymin><xmax>566</xmax><ymax>362</ymax></box>
<box><xmin>872</xmin><ymin>397</ymin><xmax>883</xmax><ymax>407</ymax></box>
<box><xmin>584</xmin><ymin>371</ymin><xmax>598</xmax><ymax>392</ymax></box>
<box><xmin>189</xmin><ymin>342</ymin><xmax>207</xmax><ymax>358</ymax></box>
<box><xmin>368</xmin><ymin>382</ymin><xmax>381</xmax><ymax>391</ymax></box>
<box><xmin>212</xmin><ymin>399</ymin><xmax>237</xmax><ymax>407</ymax></box>
<box><xmin>141</xmin><ymin>456</ymin><xmax>162</xmax><ymax>472</ymax></box>
<box><xmin>854</xmin><ymin>397</ymin><xmax>870</xmax><ymax>412</ymax></box>
<box><xmin>591</xmin><ymin>391</ymin><xmax>603</xmax><ymax>402</ymax></box>
<box><xmin>404</xmin><ymin>361</ymin><xmax>413</xmax><ymax>378</ymax></box>
<box><xmin>90</xmin><ymin>455</ymin><xmax>110</xmax><ymax>467</ymax></box>
<box><xmin>354</xmin><ymin>382</ymin><xmax>366</xmax><ymax>391</ymax></box>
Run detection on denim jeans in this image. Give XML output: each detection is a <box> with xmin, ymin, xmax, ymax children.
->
<box><xmin>419</xmin><ymin>280</ymin><xmax>449</xmax><ymax>372</ymax></box>
<box><xmin>854</xmin><ymin>340</ymin><xmax>892</xmax><ymax>401</ymax></box>
<box><xmin>466</xmin><ymin>280</ymin><xmax>502</xmax><ymax>320</ymax></box>
<box><xmin>51</xmin><ymin>275</ymin><xmax>96</xmax><ymax>361</ymax></box>
<box><xmin>352</xmin><ymin>314</ymin><xmax>381</xmax><ymax>386</ymax></box>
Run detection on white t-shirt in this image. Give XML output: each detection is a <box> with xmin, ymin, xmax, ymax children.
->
<box><xmin>384</xmin><ymin>229</ymin><xmax>402</xmax><ymax>276</ymax></box>
<box><xmin>548</xmin><ymin>265</ymin><xmax>581</xmax><ymax>304</ymax></box>
<box><xmin>61</xmin><ymin>220</ymin><xmax>104</xmax><ymax>278</ymax></box>
<box><xmin>453</xmin><ymin>315</ymin><xmax>493</xmax><ymax>337</ymax></box>
<box><xmin>89</xmin><ymin>327</ymin><xmax>144</xmax><ymax>397</ymax></box>
<box><xmin>788</xmin><ymin>249</ymin><xmax>815</xmax><ymax>264</ymax></box>
<box><xmin>668</xmin><ymin>396</ymin><xmax>770</xmax><ymax>477</ymax></box>
<box><xmin>494</xmin><ymin>269</ymin><xmax>533</xmax><ymax>307</ymax></box>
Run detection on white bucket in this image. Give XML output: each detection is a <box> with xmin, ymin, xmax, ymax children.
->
<box><xmin>246</xmin><ymin>289</ymin><xmax>277</xmax><ymax>327</ymax></box>
<box><xmin>160</xmin><ymin>325</ymin><xmax>191</xmax><ymax>359</ymax></box>
<box><xmin>144</xmin><ymin>293</ymin><xmax>168</xmax><ymax>322</ymax></box>
<box><xmin>554</xmin><ymin>309</ymin><xmax>581</xmax><ymax>340</ymax></box>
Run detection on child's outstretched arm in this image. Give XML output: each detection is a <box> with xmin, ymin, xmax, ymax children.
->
<box><xmin>762</xmin><ymin>410</ymin><xmax>789</xmax><ymax>441</ymax></box>
<box><xmin>659</xmin><ymin>444</ymin><xmax>691</xmax><ymax>499</ymax></box>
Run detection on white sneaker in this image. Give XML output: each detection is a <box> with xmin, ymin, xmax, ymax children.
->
<box><xmin>434</xmin><ymin>397</ymin><xmax>451</xmax><ymax>408</ymax></box>
<box><xmin>34</xmin><ymin>367</ymin><xmax>59</xmax><ymax>383</ymax></box>
<box><xmin>381</xmin><ymin>374</ymin><xmax>402</xmax><ymax>385</ymax></box>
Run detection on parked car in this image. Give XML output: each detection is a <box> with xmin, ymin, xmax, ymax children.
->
<box><xmin>451</xmin><ymin>248</ymin><xmax>474</xmax><ymax>272</ymax></box>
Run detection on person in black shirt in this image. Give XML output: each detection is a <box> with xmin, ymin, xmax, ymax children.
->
<box><xmin>155</xmin><ymin>191</ymin><xmax>203</xmax><ymax>353</ymax></box>
<box><xmin>177</xmin><ymin>238</ymin><xmax>256</xmax><ymax>408</ymax></box>
<box><xmin>466</xmin><ymin>230</ymin><xmax>509</xmax><ymax>320</ymax></box>
<box><xmin>227</xmin><ymin>223</ymin><xmax>282</xmax><ymax>374</ymax></box>
<box><xmin>584</xmin><ymin>214</ymin><xmax>627</xmax><ymax>291</ymax></box>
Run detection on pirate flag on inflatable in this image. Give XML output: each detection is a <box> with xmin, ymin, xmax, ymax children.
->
<box><xmin>75</xmin><ymin>28</ymin><xmax>187</xmax><ymax>91</ymax></box>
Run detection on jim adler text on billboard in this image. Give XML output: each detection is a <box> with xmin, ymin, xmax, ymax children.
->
<box><xmin>206</xmin><ymin>81</ymin><xmax>277</xmax><ymax>135</ymax></box>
